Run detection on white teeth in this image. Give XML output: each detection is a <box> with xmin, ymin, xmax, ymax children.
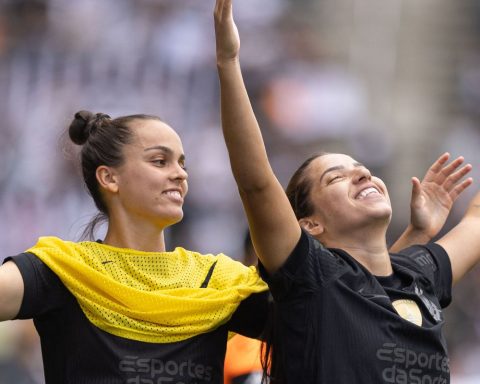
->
<box><xmin>357</xmin><ymin>187</ymin><xmax>379</xmax><ymax>199</ymax></box>
<box><xmin>165</xmin><ymin>191</ymin><xmax>181</xmax><ymax>198</ymax></box>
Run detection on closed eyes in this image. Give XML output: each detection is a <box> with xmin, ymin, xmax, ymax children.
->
<box><xmin>327</xmin><ymin>175</ymin><xmax>343</xmax><ymax>184</ymax></box>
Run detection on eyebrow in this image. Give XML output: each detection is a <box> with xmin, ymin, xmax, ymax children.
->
<box><xmin>144</xmin><ymin>145</ymin><xmax>185</xmax><ymax>162</ymax></box>
<box><xmin>319</xmin><ymin>162</ymin><xmax>364</xmax><ymax>183</ymax></box>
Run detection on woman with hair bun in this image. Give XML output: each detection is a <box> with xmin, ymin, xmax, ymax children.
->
<box><xmin>0</xmin><ymin>110</ymin><xmax>269</xmax><ymax>383</ymax></box>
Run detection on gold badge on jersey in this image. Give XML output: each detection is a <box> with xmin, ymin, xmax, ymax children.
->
<box><xmin>392</xmin><ymin>299</ymin><xmax>422</xmax><ymax>326</ymax></box>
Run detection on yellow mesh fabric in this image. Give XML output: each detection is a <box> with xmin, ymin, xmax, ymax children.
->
<box><xmin>27</xmin><ymin>237</ymin><xmax>267</xmax><ymax>343</ymax></box>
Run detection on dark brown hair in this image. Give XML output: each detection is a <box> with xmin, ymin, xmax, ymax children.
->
<box><xmin>69</xmin><ymin>110</ymin><xmax>162</xmax><ymax>238</ymax></box>
<box><xmin>285</xmin><ymin>152</ymin><xmax>329</xmax><ymax>219</ymax></box>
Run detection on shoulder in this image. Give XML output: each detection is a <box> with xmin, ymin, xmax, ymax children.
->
<box><xmin>29</xmin><ymin>236</ymin><xmax>71</xmax><ymax>249</ymax></box>
<box><xmin>174</xmin><ymin>247</ymin><xmax>265</xmax><ymax>289</ymax></box>
<box><xmin>286</xmin><ymin>230</ymin><xmax>346</xmax><ymax>276</ymax></box>
<box><xmin>172</xmin><ymin>247</ymin><xmax>223</xmax><ymax>262</ymax></box>
<box><xmin>5</xmin><ymin>251</ymin><xmax>53</xmax><ymax>278</ymax></box>
<box><xmin>27</xmin><ymin>236</ymin><xmax>83</xmax><ymax>260</ymax></box>
<box><xmin>260</xmin><ymin>231</ymin><xmax>348</xmax><ymax>300</ymax></box>
<box><xmin>390</xmin><ymin>243</ymin><xmax>450</xmax><ymax>273</ymax></box>
<box><xmin>174</xmin><ymin>247</ymin><xmax>251</xmax><ymax>271</ymax></box>
<box><xmin>4</xmin><ymin>251</ymin><xmax>70</xmax><ymax>319</ymax></box>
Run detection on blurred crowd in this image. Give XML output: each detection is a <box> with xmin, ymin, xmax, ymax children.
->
<box><xmin>0</xmin><ymin>0</ymin><xmax>480</xmax><ymax>382</ymax></box>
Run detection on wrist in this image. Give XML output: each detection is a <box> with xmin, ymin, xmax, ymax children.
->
<box><xmin>216</xmin><ymin>56</ymin><xmax>240</xmax><ymax>69</ymax></box>
<box><xmin>405</xmin><ymin>224</ymin><xmax>432</xmax><ymax>244</ymax></box>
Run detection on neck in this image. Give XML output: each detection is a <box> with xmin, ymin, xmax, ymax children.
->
<box><xmin>340</xmin><ymin>243</ymin><xmax>392</xmax><ymax>276</ymax></box>
<box><xmin>320</xmin><ymin>224</ymin><xmax>392</xmax><ymax>276</ymax></box>
<box><xmin>103</xmin><ymin>215</ymin><xmax>167</xmax><ymax>252</ymax></box>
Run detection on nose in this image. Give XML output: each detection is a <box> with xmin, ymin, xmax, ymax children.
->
<box><xmin>352</xmin><ymin>167</ymin><xmax>371</xmax><ymax>184</ymax></box>
<box><xmin>171</xmin><ymin>163</ymin><xmax>188</xmax><ymax>182</ymax></box>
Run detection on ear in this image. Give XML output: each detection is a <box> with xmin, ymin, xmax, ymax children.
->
<box><xmin>298</xmin><ymin>217</ymin><xmax>324</xmax><ymax>237</ymax></box>
<box><xmin>96</xmin><ymin>165</ymin><xmax>119</xmax><ymax>194</ymax></box>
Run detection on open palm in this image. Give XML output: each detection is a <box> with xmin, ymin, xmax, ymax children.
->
<box><xmin>410</xmin><ymin>153</ymin><xmax>472</xmax><ymax>238</ymax></box>
<box><xmin>214</xmin><ymin>0</ymin><xmax>240</xmax><ymax>63</ymax></box>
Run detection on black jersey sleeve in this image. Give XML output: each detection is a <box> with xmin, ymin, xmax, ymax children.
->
<box><xmin>258</xmin><ymin>230</ymin><xmax>345</xmax><ymax>301</ymax></box>
<box><xmin>392</xmin><ymin>243</ymin><xmax>452</xmax><ymax>308</ymax></box>
<box><xmin>227</xmin><ymin>290</ymin><xmax>270</xmax><ymax>339</ymax></box>
<box><xmin>3</xmin><ymin>252</ymin><xmax>69</xmax><ymax>319</ymax></box>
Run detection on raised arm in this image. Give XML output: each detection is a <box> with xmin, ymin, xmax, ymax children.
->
<box><xmin>215</xmin><ymin>0</ymin><xmax>300</xmax><ymax>273</ymax></box>
<box><xmin>0</xmin><ymin>261</ymin><xmax>24</xmax><ymax>321</ymax></box>
<box><xmin>436</xmin><ymin>191</ymin><xmax>480</xmax><ymax>284</ymax></box>
<box><xmin>390</xmin><ymin>153</ymin><xmax>472</xmax><ymax>253</ymax></box>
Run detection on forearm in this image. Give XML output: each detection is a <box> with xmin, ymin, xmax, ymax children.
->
<box><xmin>214</xmin><ymin>0</ymin><xmax>301</xmax><ymax>273</ymax></box>
<box><xmin>217</xmin><ymin>59</ymin><xmax>275</xmax><ymax>192</ymax></box>
<box><xmin>438</xmin><ymin>218</ymin><xmax>480</xmax><ymax>284</ymax></box>
<box><xmin>389</xmin><ymin>225</ymin><xmax>432</xmax><ymax>253</ymax></box>
<box><xmin>217</xmin><ymin>59</ymin><xmax>302</xmax><ymax>272</ymax></box>
<box><xmin>436</xmin><ymin>192</ymin><xmax>480</xmax><ymax>284</ymax></box>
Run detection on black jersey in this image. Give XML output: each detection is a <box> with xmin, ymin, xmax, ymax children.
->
<box><xmin>259</xmin><ymin>230</ymin><xmax>452</xmax><ymax>384</ymax></box>
<box><xmin>5</xmin><ymin>253</ymin><xmax>269</xmax><ymax>384</ymax></box>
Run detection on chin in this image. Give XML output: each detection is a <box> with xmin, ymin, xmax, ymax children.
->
<box><xmin>370</xmin><ymin>202</ymin><xmax>392</xmax><ymax>217</ymax></box>
<box><xmin>170</xmin><ymin>212</ymin><xmax>184</xmax><ymax>225</ymax></box>
<box><xmin>374</xmin><ymin>210</ymin><xmax>392</xmax><ymax>226</ymax></box>
<box><xmin>156</xmin><ymin>210</ymin><xmax>184</xmax><ymax>228</ymax></box>
<box><xmin>373</xmin><ymin>208</ymin><xmax>392</xmax><ymax>220</ymax></box>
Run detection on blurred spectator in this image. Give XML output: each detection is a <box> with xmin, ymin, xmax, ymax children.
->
<box><xmin>0</xmin><ymin>321</ymin><xmax>43</xmax><ymax>384</ymax></box>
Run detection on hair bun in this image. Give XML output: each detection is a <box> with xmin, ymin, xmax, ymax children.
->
<box><xmin>69</xmin><ymin>110</ymin><xmax>95</xmax><ymax>145</ymax></box>
<box><xmin>69</xmin><ymin>111</ymin><xmax>110</xmax><ymax>145</ymax></box>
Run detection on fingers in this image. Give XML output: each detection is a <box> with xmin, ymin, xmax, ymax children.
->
<box><xmin>443</xmin><ymin>163</ymin><xmax>473</xmax><ymax>192</ymax></box>
<box><xmin>424</xmin><ymin>153</ymin><xmax>469</xmax><ymax>185</ymax></box>
<box><xmin>449</xmin><ymin>177</ymin><xmax>474</xmax><ymax>201</ymax></box>
<box><xmin>410</xmin><ymin>177</ymin><xmax>422</xmax><ymax>205</ymax></box>
<box><xmin>411</xmin><ymin>177</ymin><xmax>421</xmax><ymax>196</ymax></box>
<box><xmin>214</xmin><ymin>0</ymin><xmax>231</xmax><ymax>21</ymax></box>
<box><xmin>214</xmin><ymin>0</ymin><xmax>234</xmax><ymax>35</ymax></box>
<box><xmin>439</xmin><ymin>156</ymin><xmax>467</xmax><ymax>180</ymax></box>
<box><xmin>419</xmin><ymin>153</ymin><xmax>473</xmax><ymax>201</ymax></box>
<box><xmin>214</xmin><ymin>0</ymin><xmax>223</xmax><ymax>21</ymax></box>
<box><xmin>427</xmin><ymin>152</ymin><xmax>450</xmax><ymax>175</ymax></box>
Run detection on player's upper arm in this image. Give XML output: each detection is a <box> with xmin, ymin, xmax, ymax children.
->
<box><xmin>0</xmin><ymin>261</ymin><xmax>25</xmax><ymax>321</ymax></box>
<box><xmin>240</xmin><ymin>180</ymin><xmax>302</xmax><ymax>275</ymax></box>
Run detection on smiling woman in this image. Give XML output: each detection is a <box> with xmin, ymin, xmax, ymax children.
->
<box><xmin>292</xmin><ymin>153</ymin><xmax>393</xmax><ymax>262</ymax></box>
<box><xmin>69</xmin><ymin>112</ymin><xmax>189</xmax><ymax>249</ymax></box>
<box><xmin>97</xmin><ymin>117</ymin><xmax>189</xmax><ymax>245</ymax></box>
<box><xmin>0</xmin><ymin>110</ymin><xmax>269</xmax><ymax>383</ymax></box>
<box><xmin>214</xmin><ymin>0</ymin><xmax>480</xmax><ymax>382</ymax></box>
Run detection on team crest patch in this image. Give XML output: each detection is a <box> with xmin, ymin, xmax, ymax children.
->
<box><xmin>392</xmin><ymin>299</ymin><xmax>422</xmax><ymax>326</ymax></box>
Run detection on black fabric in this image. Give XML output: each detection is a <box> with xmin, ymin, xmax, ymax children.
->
<box><xmin>259</xmin><ymin>230</ymin><xmax>453</xmax><ymax>384</ymax></box>
<box><xmin>200</xmin><ymin>260</ymin><xmax>218</xmax><ymax>288</ymax></box>
<box><xmin>4</xmin><ymin>253</ymin><xmax>269</xmax><ymax>384</ymax></box>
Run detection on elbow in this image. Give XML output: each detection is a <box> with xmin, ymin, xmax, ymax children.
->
<box><xmin>237</xmin><ymin>178</ymin><xmax>273</xmax><ymax>197</ymax></box>
<box><xmin>233</xmin><ymin>167</ymin><xmax>277</xmax><ymax>196</ymax></box>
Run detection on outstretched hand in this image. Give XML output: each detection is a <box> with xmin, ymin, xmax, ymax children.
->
<box><xmin>214</xmin><ymin>0</ymin><xmax>240</xmax><ymax>64</ymax></box>
<box><xmin>409</xmin><ymin>152</ymin><xmax>473</xmax><ymax>239</ymax></box>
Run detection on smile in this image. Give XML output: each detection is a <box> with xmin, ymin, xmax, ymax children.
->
<box><xmin>356</xmin><ymin>187</ymin><xmax>380</xmax><ymax>200</ymax></box>
<box><xmin>164</xmin><ymin>190</ymin><xmax>182</xmax><ymax>199</ymax></box>
<box><xmin>162</xmin><ymin>189</ymin><xmax>184</xmax><ymax>203</ymax></box>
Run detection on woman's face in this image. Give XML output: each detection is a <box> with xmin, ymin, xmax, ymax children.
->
<box><xmin>112</xmin><ymin>119</ymin><xmax>188</xmax><ymax>228</ymax></box>
<box><xmin>304</xmin><ymin>153</ymin><xmax>392</xmax><ymax>235</ymax></box>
